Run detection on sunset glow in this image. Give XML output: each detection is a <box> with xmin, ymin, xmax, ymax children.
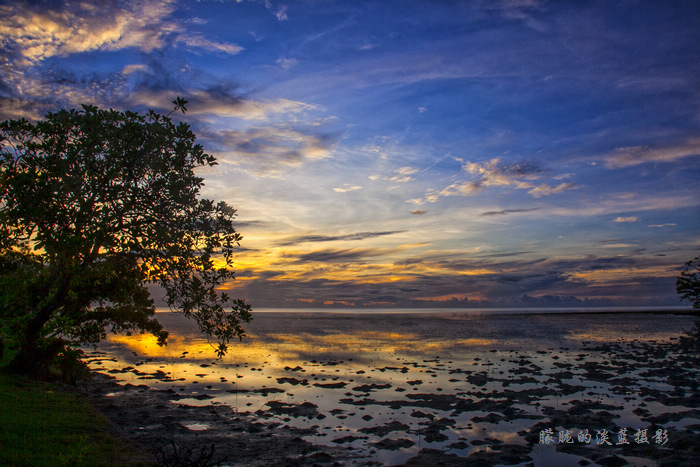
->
<box><xmin>1</xmin><ymin>0</ymin><xmax>698</xmax><ymax>309</ymax></box>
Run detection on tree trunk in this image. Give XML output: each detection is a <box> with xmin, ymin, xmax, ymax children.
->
<box><xmin>6</xmin><ymin>309</ymin><xmax>60</xmax><ymax>379</ymax></box>
<box><xmin>6</xmin><ymin>276</ymin><xmax>69</xmax><ymax>378</ymax></box>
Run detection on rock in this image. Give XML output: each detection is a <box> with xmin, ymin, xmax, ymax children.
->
<box><xmin>398</xmin><ymin>448</ymin><xmax>466</xmax><ymax>466</ymax></box>
<box><xmin>371</xmin><ymin>438</ymin><xmax>415</xmax><ymax>450</ymax></box>
<box><xmin>360</xmin><ymin>421</ymin><xmax>410</xmax><ymax>437</ymax></box>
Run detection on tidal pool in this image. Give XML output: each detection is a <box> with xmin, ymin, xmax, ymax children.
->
<box><xmin>85</xmin><ymin>310</ymin><xmax>699</xmax><ymax>466</ymax></box>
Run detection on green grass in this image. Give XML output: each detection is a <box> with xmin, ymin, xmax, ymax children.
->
<box><xmin>0</xmin><ymin>348</ymin><xmax>154</xmax><ymax>466</ymax></box>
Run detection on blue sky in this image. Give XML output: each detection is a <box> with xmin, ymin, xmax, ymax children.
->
<box><xmin>1</xmin><ymin>0</ymin><xmax>699</xmax><ymax>308</ymax></box>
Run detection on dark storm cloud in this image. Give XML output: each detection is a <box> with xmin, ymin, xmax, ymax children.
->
<box><xmin>277</xmin><ymin>230</ymin><xmax>406</xmax><ymax>247</ymax></box>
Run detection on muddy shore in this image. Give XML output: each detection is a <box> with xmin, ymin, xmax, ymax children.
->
<box><xmin>81</xmin><ymin>312</ymin><xmax>700</xmax><ymax>466</ymax></box>
<box><xmin>83</xmin><ymin>371</ymin><xmax>354</xmax><ymax>466</ymax></box>
<box><xmin>83</xmin><ymin>343</ymin><xmax>700</xmax><ymax>465</ymax></box>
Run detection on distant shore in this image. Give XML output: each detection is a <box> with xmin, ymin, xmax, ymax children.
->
<box><xmin>155</xmin><ymin>305</ymin><xmax>695</xmax><ymax>315</ymax></box>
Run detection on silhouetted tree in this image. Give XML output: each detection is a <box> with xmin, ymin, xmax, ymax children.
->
<box><xmin>0</xmin><ymin>99</ymin><xmax>250</xmax><ymax>380</ymax></box>
<box><xmin>676</xmin><ymin>256</ymin><xmax>700</xmax><ymax>349</ymax></box>
<box><xmin>676</xmin><ymin>256</ymin><xmax>700</xmax><ymax>310</ymax></box>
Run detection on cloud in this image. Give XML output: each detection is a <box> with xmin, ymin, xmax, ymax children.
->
<box><xmin>547</xmin><ymin>193</ymin><xmax>698</xmax><ymax>219</ymax></box>
<box><xmin>133</xmin><ymin>87</ymin><xmax>319</xmax><ymax>122</ymax></box>
<box><xmin>0</xmin><ymin>0</ymin><xmax>244</xmax><ymax>120</ymax></box>
<box><xmin>480</xmin><ymin>0</ymin><xmax>547</xmax><ymax>32</ymax></box>
<box><xmin>274</xmin><ymin>6</ymin><xmax>288</xmax><ymax>21</ymax></box>
<box><xmin>263</xmin><ymin>1</ymin><xmax>288</xmax><ymax>21</ymax></box>
<box><xmin>648</xmin><ymin>223</ymin><xmax>676</xmax><ymax>228</ymax></box>
<box><xmin>229</xmin><ymin>247</ymin><xmax>680</xmax><ymax>308</ymax></box>
<box><xmin>411</xmin><ymin>210</ymin><xmax>427</xmax><ymax>215</ymax></box>
<box><xmin>129</xmin><ymin>84</ymin><xmax>339</xmax><ymax>178</ymax></box>
<box><xmin>463</xmin><ymin>158</ymin><xmax>542</xmax><ymax>179</ymax></box>
<box><xmin>528</xmin><ymin>182</ymin><xmax>578</xmax><ymax>198</ymax></box>
<box><xmin>277</xmin><ymin>57</ymin><xmax>299</xmax><ymax>70</ymax></box>
<box><xmin>288</xmin><ymin>248</ymin><xmax>387</xmax><ymax>263</ymax></box>
<box><xmin>479</xmin><ymin>251</ymin><xmax>535</xmax><ymax>258</ymax></box>
<box><xmin>416</xmin><ymin>158</ymin><xmax>575</xmax><ymax>203</ymax></box>
<box><xmin>388</xmin><ymin>167</ymin><xmax>418</xmax><ymax>183</ymax></box>
<box><xmin>373</xmin><ymin>166</ymin><xmax>421</xmax><ymax>184</ymax></box>
<box><xmin>122</xmin><ymin>64</ymin><xmax>149</xmax><ymax>75</ymax></box>
<box><xmin>178</xmin><ymin>35</ymin><xmax>244</xmax><ymax>55</ymax></box>
<box><xmin>614</xmin><ymin>217</ymin><xmax>638</xmax><ymax>223</ymax></box>
<box><xmin>234</xmin><ymin>219</ymin><xmax>271</xmax><ymax>229</ymax></box>
<box><xmin>604</xmin><ymin>138</ymin><xmax>700</xmax><ymax>168</ymax></box>
<box><xmin>480</xmin><ymin>208</ymin><xmax>541</xmax><ymax>216</ymax></box>
<box><xmin>333</xmin><ymin>185</ymin><xmax>363</xmax><ymax>193</ymax></box>
<box><xmin>0</xmin><ymin>1</ymin><xmax>242</xmax><ymax>67</ymax></box>
<box><xmin>277</xmin><ymin>230</ymin><xmax>406</xmax><ymax>247</ymax></box>
<box><xmin>213</xmin><ymin>125</ymin><xmax>340</xmax><ymax>176</ymax></box>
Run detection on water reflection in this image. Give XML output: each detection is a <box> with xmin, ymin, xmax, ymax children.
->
<box><xmin>86</xmin><ymin>312</ymin><xmax>698</xmax><ymax>465</ymax></box>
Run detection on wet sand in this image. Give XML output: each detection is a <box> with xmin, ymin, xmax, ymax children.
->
<box><xmin>83</xmin><ymin>311</ymin><xmax>700</xmax><ymax>466</ymax></box>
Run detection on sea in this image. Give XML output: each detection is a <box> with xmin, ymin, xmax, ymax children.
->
<box><xmin>85</xmin><ymin>307</ymin><xmax>698</xmax><ymax>466</ymax></box>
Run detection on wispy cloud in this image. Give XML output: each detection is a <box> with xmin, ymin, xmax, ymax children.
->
<box><xmin>614</xmin><ymin>217</ymin><xmax>638</xmax><ymax>223</ymax></box>
<box><xmin>276</xmin><ymin>57</ymin><xmax>299</xmax><ymax>70</ymax></box>
<box><xmin>179</xmin><ymin>35</ymin><xmax>243</xmax><ymax>55</ymax></box>
<box><xmin>287</xmin><ymin>248</ymin><xmax>388</xmax><ymax>263</ymax></box>
<box><xmin>391</xmin><ymin>167</ymin><xmax>420</xmax><ymax>183</ymax></box>
<box><xmin>605</xmin><ymin>138</ymin><xmax>700</xmax><ymax>168</ymax></box>
<box><xmin>213</xmin><ymin>125</ymin><xmax>340</xmax><ymax>176</ymax></box>
<box><xmin>482</xmin><ymin>0</ymin><xmax>547</xmax><ymax>32</ymax></box>
<box><xmin>333</xmin><ymin>185</ymin><xmax>363</xmax><ymax>193</ymax></box>
<box><xmin>371</xmin><ymin>166</ymin><xmax>421</xmax><ymax>184</ymax></box>
<box><xmin>480</xmin><ymin>208</ymin><xmax>541</xmax><ymax>216</ymax></box>
<box><xmin>262</xmin><ymin>0</ymin><xmax>288</xmax><ymax>21</ymax></box>
<box><xmin>528</xmin><ymin>182</ymin><xmax>578</xmax><ymax>198</ymax></box>
<box><xmin>277</xmin><ymin>230</ymin><xmax>406</xmax><ymax>247</ymax></box>
<box><xmin>133</xmin><ymin>88</ymin><xmax>319</xmax><ymax>122</ymax></box>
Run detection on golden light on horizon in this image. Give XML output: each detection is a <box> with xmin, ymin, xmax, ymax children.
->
<box><xmin>570</xmin><ymin>265</ymin><xmax>677</xmax><ymax>284</ymax></box>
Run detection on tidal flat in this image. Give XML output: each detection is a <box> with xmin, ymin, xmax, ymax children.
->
<box><xmin>83</xmin><ymin>310</ymin><xmax>700</xmax><ymax>466</ymax></box>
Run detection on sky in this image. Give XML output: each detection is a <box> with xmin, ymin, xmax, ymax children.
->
<box><xmin>1</xmin><ymin>0</ymin><xmax>699</xmax><ymax>309</ymax></box>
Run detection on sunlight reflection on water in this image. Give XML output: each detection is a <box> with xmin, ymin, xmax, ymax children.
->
<box><xmin>86</xmin><ymin>310</ymin><xmax>697</xmax><ymax>465</ymax></box>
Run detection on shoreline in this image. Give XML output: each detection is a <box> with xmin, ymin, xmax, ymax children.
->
<box><xmin>156</xmin><ymin>306</ymin><xmax>695</xmax><ymax>316</ymax></box>
<box><xmin>82</xmin><ymin>371</ymin><xmax>351</xmax><ymax>466</ymax></box>
<box><xmin>83</xmin><ymin>318</ymin><xmax>700</xmax><ymax>466</ymax></box>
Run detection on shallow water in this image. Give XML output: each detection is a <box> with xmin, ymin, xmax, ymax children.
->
<box><xmin>85</xmin><ymin>310</ymin><xmax>699</xmax><ymax>466</ymax></box>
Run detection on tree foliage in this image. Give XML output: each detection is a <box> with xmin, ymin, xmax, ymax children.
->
<box><xmin>676</xmin><ymin>256</ymin><xmax>700</xmax><ymax>351</ymax></box>
<box><xmin>676</xmin><ymin>256</ymin><xmax>700</xmax><ymax>311</ymax></box>
<box><xmin>0</xmin><ymin>100</ymin><xmax>251</xmax><ymax>380</ymax></box>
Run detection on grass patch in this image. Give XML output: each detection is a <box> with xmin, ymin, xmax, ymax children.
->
<box><xmin>0</xmin><ymin>370</ymin><xmax>154</xmax><ymax>466</ymax></box>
